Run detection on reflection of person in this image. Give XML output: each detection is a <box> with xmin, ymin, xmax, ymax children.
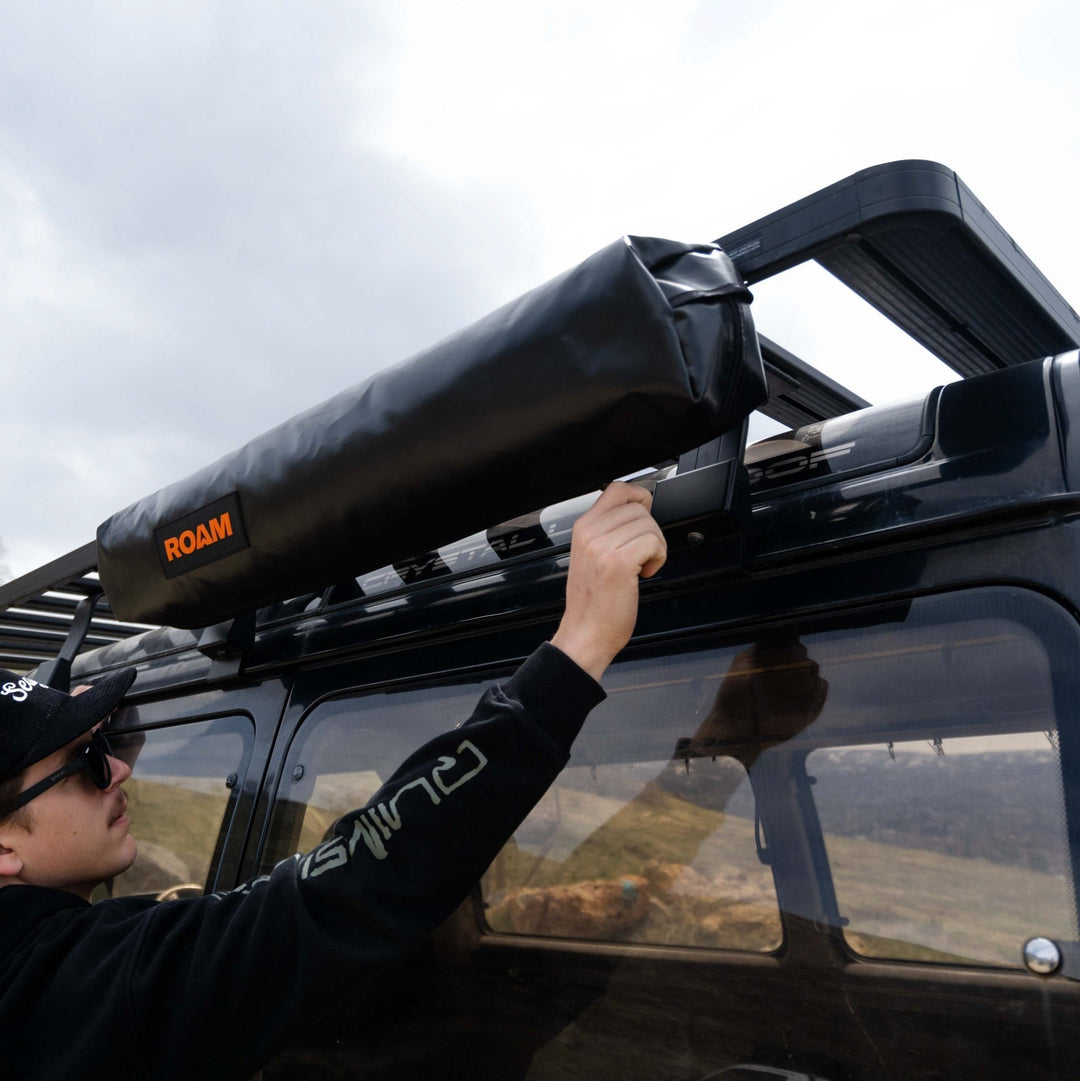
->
<box><xmin>490</xmin><ymin>633</ymin><xmax>828</xmax><ymax>938</ymax></box>
<box><xmin>0</xmin><ymin>481</ymin><xmax>666</xmax><ymax>1081</ymax></box>
<box><xmin>683</xmin><ymin>632</ymin><xmax>829</xmax><ymax>768</ymax></box>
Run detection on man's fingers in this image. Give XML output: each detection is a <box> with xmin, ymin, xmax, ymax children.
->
<box><xmin>591</xmin><ymin>480</ymin><xmax>652</xmax><ymax>514</ymax></box>
<box><xmin>640</xmin><ymin>548</ymin><xmax>667</xmax><ymax>579</ymax></box>
<box><xmin>574</xmin><ymin>489</ymin><xmax>666</xmax><ymax>581</ymax></box>
<box><xmin>629</xmin><ymin>536</ymin><xmax>667</xmax><ymax>579</ymax></box>
<box><xmin>599</xmin><ymin>516</ymin><xmax>667</xmax><ymax>576</ymax></box>
<box><xmin>551</xmin><ymin>481</ymin><xmax>664</xmax><ymax>681</ymax></box>
<box><xmin>578</xmin><ymin>500</ymin><xmax>656</xmax><ymax>542</ymax></box>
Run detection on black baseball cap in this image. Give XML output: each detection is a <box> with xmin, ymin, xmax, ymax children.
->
<box><xmin>0</xmin><ymin>668</ymin><xmax>137</xmax><ymax>781</ymax></box>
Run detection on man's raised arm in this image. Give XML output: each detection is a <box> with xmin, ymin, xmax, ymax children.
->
<box><xmin>116</xmin><ymin>481</ymin><xmax>666</xmax><ymax>1080</ymax></box>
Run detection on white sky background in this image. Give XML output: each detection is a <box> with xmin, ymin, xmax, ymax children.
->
<box><xmin>1</xmin><ymin>0</ymin><xmax>1078</xmax><ymax>579</ymax></box>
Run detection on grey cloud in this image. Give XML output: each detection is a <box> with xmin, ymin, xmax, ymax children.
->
<box><xmin>1</xmin><ymin>3</ymin><xmax>548</xmax><ymax>575</ymax></box>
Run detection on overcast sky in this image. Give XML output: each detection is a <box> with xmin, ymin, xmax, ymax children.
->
<box><xmin>2</xmin><ymin>0</ymin><xmax>1078</xmax><ymax>580</ymax></box>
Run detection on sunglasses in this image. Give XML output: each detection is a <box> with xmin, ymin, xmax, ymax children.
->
<box><xmin>13</xmin><ymin>732</ymin><xmax>115</xmax><ymax>810</ymax></box>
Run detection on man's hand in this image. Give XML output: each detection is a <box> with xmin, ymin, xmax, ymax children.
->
<box><xmin>550</xmin><ymin>482</ymin><xmax>666</xmax><ymax>681</ymax></box>
<box><xmin>689</xmin><ymin>636</ymin><xmax>828</xmax><ymax>766</ymax></box>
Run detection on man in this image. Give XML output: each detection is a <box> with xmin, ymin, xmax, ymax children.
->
<box><xmin>0</xmin><ymin>482</ymin><xmax>665</xmax><ymax>1081</ymax></box>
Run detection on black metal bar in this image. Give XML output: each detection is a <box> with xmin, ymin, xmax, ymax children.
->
<box><xmin>0</xmin><ymin>609</ymin><xmax>129</xmax><ymax>638</ymax></box>
<box><xmin>0</xmin><ymin>541</ymin><xmax>98</xmax><ymax>611</ymax></box>
<box><xmin>34</xmin><ymin>593</ymin><xmax>104</xmax><ymax>691</ymax></box>
<box><xmin>0</xmin><ymin>652</ymin><xmax>52</xmax><ymax>670</ymax></box>
<box><xmin>758</xmin><ymin>335</ymin><xmax>871</xmax><ymax>428</ymax></box>
<box><xmin>14</xmin><ymin>594</ymin><xmax>82</xmax><ymax>616</ymax></box>
<box><xmin>0</xmin><ymin>627</ymin><xmax>72</xmax><ymax>649</ymax></box>
<box><xmin>0</xmin><ymin>626</ymin><xmax>118</xmax><ymax>651</ymax></box>
<box><xmin>8</xmin><ymin>592</ymin><xmax>118</xmax><ymax>620</ymax></box>
<box><xmin>718</xmin><ymin>160</ymin><xmax>1080</xmax><ymax>377</ymax></box>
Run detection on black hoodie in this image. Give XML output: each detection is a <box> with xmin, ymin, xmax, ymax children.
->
<box><xmin>0</xmin><ymin>643</ymin><xmax>604</xmax><ymax>1080</ymax></box>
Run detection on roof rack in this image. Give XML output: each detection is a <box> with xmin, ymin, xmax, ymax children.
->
<box><xmin>757</xmin><ymin>334</ymin><xmax>870</xmax><ymax>428</ymax></box>
<box><xmin>10</xmin><ymin>161</ymin><xmax>1077</xmax><ymax>677</ymax></box>
<box><xmin>719</xmin><ymin>160</ymin><xmax>1080</xmax><ymax>378</ymax></box>
<box><xmin>0</xmin><ymin>542</ymin><xmax>153</xmax><ymax>687</ymax></box>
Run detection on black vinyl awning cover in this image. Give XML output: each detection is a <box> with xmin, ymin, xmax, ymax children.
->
<box><xmin>97</xmin><ymin>235</ymin><xmax>766</xmax><ymax>627</ymax></box>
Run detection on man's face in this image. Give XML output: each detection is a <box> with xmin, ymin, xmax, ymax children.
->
<box><xmin>0</xmin><ymin>726</ymin><xmax>137</xmax><ymax>900</ymax></box>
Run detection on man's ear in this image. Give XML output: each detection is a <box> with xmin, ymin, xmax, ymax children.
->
<box><xmin>0</xmin><ymin>839</ymin><xmax>24</xmax><ymax>880</ymax></box>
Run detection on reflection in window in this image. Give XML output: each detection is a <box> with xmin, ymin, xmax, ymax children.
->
<box><xmin>787</xmin><ymin>587</ymin><xmax>1080</xmax><ymax>968</ymax></box>
<box><xmin>482</xmin><ymin>641</ymin><xmax>799</xmax><ymax>951</ymax></box>
<box><xmin>811</xmin><ymin>734</ymin><xmax>1077</xmax><ymax>967</ymax></box>
<box><xmin>264</xmin><ymin>682</ymin><xmax>494</xmax><ymax>871</ymax></box>
<box><xmin>483</xmin><ymin>753</ymin><xmax>780</xmax><ymax>951</ymax></box>
<box><xmin>97</xmin><ymin>716</ymin><xmax>251</xmax><ymax>901</ymax></box>
<box><xmin>261</xmin><ymin>586</ymin><xmax>1080</xmax><ymax>967</ymax></box>
<box><xmin>264</xmin><ymin>653</ymin><xmax>788</xmax><ymax>952</ymax></box>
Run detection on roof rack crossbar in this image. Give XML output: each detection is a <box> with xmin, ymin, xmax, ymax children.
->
<box><xmin>33</xmin><ymin>592</ymin><xmax>105</xmax><ymax>691</ymax></box>
<box><xmin>0</xmin><ymin>627</ymin><xmax>118</xmax><ymax>651</ymax></box>
<box><xmin>757</xmin><ymin>335</ymin><xmax>871</xmax><ymax>428</ymax></box>
<box><xmin>0</xmin><ymin>542</ymin><xmax>99</xmax><ymax>611</ymax></box>
<box><xmin>0</xmin><ymin>542</ymin><xmax>152</xmax><ymax>675</ymax></box>
<box><xmin>0</xmin><ymin>607</ymin><xmax>132</xmax><ymax>635</ymax></box>
<box><xmin>14</xmin><ymin>594</ymin><xmax>84</xmax><ymax>616</ymax></box>
<box><xmin>12</xmin><ymin>597</ymin><xmax>122</xmax><ymax>627</ymax></box>
<box><xmin>0</xmin><ymin>631</ymin><xmax>68</xmax><ymax>651</ymax></box>
<box><xmin>0</xmin><ymin>652</ymin><xmax>52</xmax><ymax>668</ymax></box>
<box><xmin>718</xmin><ymin>160</ymin><xmax>1080</xmax><ymax>378</ymax></box>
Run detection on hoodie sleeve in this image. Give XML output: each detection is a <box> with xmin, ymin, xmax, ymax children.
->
<box><xmin>126</xmin><ymin>643</ymin><xmax>604</xmax><ymax>1081</ymax></box>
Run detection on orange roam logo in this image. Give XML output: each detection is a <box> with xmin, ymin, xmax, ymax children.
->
<box><xmin>154</xmin><ymin>493</ymin><xmax>249</xmax><ymax>579</ymax></box>
<box><xmin>162</xmin><ymin>512</ymin><xmax>234</xmax><ymax>562</ymax></box>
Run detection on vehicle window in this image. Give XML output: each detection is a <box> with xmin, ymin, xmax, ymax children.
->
<box><xmin>810</xmin><ymin>733</ymin><xmax>1074</xmax><ymax>967</ymax></box>
<box><xmin>263</xmin><ymin>682</ymin><xmax>496</xmax><ymax>868</ymax></box>
<box><xmin>256</xmin><ymin>587</ymin><xmax>1080</xmax><ymax>1081</ymax></box>
<box><xmin>482</xmin><ymin>651</ymin><xmax>782</xmax><ymax>951</ymax></box>
<box><xmin>94</xmin><ymin>715</ymin><xmax>252</xmax><ymax>901</ymax></box>
<box><xmin>263</xmin><ymin>586</ymin><xmax>1080</xmax><ymax>969</ymax></box>
<box><xmin>265</xmin><ymin>654</ymin><xmax>783</xmax><ymax>953</ymax></box>
<box><xmin>486</xmin><ymin>587</ymin><xmax>1080</xmax><ymax>961</ymax></box>
<box><xmin>763</xmin><ymin>586</ymin><xmax>1080</xmax><ymax>969</ymax></box>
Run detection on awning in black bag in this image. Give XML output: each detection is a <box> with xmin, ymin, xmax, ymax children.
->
<box><xmin>97</xmin><ymin>235</ymin><xmax>765</xmax><ymax>628</ymax></box>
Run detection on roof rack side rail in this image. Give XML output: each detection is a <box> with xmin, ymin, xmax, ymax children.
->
<box><xmin>717</xmin><ymin>159</ymin><xmax>1080</xmax><ymax>378</ymax></box>
<box><xmin>0</xmin><ymin>542</ymin><xmax>151</xmax><ymax>683</ymax></box>
<box><xmin>0</xmin><ymin>543</ymin><xmax>102</xmax><ymax>689</ymax></box>
<box><xmin>0</xmin><ymin>542</ymin><xmax>99</xmax><ymax>613</ymax></box>
<box><xmin>758</xmin><ymin>335</ymin><xmax>871</xmax><ymax>428</ymax></box>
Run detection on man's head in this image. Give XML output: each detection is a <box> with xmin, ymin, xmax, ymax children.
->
<box><xmin>0</xmin><ymin>668</ymin><xmax>137</xmax><ymax>899</ymax></box>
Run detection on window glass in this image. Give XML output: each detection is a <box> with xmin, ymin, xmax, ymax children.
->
<box><xmin>481</xmin><ymin>647</ymin><xmax>784</xmax><ymax>949</ymax></box>
<box><xmin>95</xmin><ymin>716</ymin><xmax>252</xmax><ymax>901</ymax></box>
<box><xmin>263</xmin><ymin>586</ymin><xmax>1080</xmax><ymax>967</ymax></box>
<box><xmin>266</xmin><ymin>654</ymin><xmax>783</xmax><ymax>952</ymax></box>
<box><xmin>811</xmin><ymin>734</ymin><xmax>1074</xmax><ymax>967</ymax></box>
<box><xmin>483</xmin><ymin>751</ymin><xmax>779</xmax><ymax>950</ymax></box>
<box><xmin>265</xmin><ymin>682</ymin><xmax>494</xmax><ymax>868</ymax></box>
<box><xmin>782</xmin><ymin>588</ymin><xmax>1080</xmax><ymax>968</ymax></box>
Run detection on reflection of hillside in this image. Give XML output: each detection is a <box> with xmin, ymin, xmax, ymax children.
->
<box><xmin>110</xmin><ymin>778</ymin><xmax>231</xmax><ymax>898</ymax></box>
<box><xmin>485</xmin><ymin>786</ymin><xmax>780</xmax><ymax>951</ymax></box>
<box><xmin>810</xmin><ymin>749</ymin><xmax>1070</xmax><ymax>873</ymax></box>
<box><xmin>290</xmin><ymin>771</ymin><xmax>385</xmax><ymax>852</ymax></box>
<box><xmin>825</xmin><ymin>829</ymin><xmax>1076</xmax><ymax>967</ymax></box>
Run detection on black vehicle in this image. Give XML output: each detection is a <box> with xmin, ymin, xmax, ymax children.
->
<box><xmin>5</xmin><ymin>160</ymin><xmax>1080</xmax><ymax>1081</ymax></box>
